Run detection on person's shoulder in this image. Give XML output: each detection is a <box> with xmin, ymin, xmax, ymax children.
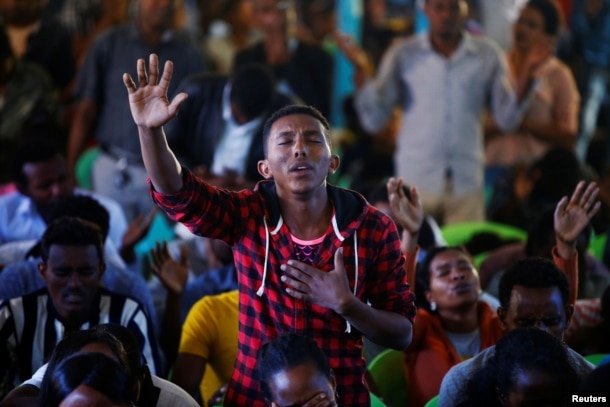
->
<box><xmin>566</xmin><ymin>346</ymin><xmax>597</xmax><ymax>378</ymax></box>
<box><xmin>0</xmin><ymin>191</ymin><xmax>24</xmax><ymax>207</ymax></box>
<box><xmin>151</xmin><ymin>375</ymin><xmax>199</xmax><ymax>407</ymax></box>
<box><xmin>467</xmin><ymin>34</ymin><xmax>505</xmax><ymax>59</ymax></box>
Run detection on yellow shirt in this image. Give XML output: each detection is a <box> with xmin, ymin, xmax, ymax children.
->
<box><xmin>179</xmin><ymin>290</ymin><xmax>238</xmax><ymax>406</ymax></box>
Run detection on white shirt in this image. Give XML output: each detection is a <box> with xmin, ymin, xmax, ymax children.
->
<box><xmin>355</xmin><ymin>32</ymin><xmax>531</xmax><ymax>195</ymax></box>
<box><xmin>211</xmin><ymin>84</ymin><xmax>263</xmax><ymax>177</ymax></box>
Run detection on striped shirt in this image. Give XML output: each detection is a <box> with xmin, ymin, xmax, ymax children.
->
<box><xmin>0</xmin><ymin>287</ymin><xmax>162</xmax><ymax>391</ymax></box>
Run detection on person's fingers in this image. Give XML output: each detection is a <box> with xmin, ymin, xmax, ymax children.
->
<box><xmin>179</xmin><ymin>244</ymin><xmax>189</xmax><ymax>266</ymax></box>
<box><xmin>137</xmin><ymin>58</ymin><xmax>148</xmax><ymax>88</ymax></box>
<box><xmin>168</xmin><ymin>92</ymin><xmax>189</xmax><ymax>117</ymax></box>
<box><xmin>410</xmin><ymin>185</ymin><xmax>420</xmax><ymax>207</ymax></box>
<box><xmin>148</xmin><ymin>53</ymin><xmax>159</xmax><ymax>86</ymax></box>
<box><xmin>554</xmin><ymin>195</ymin><xmax>568</xmax><ymax>219</ymax></box>
<box><xmin>123</xmin><ymin>73</ymin><xmax>137</xmax><ymax>93</ymax></box>
<box><xmin>158</xmin><ymin>59</ymin><xmax>174</xmax><ymax>91</ymax></box>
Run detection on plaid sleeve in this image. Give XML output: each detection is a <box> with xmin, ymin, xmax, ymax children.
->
<box><xmin>361</xmin><ymin>210</ymin><xmax>417</xmax><ymax>323</ymax></box>
<box><xmin>149</xmin><ymin>168</ymin><xmax>257</xmax><ymax>243</ymax></box>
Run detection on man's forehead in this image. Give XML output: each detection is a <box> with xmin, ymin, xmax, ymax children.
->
<box><xmin>270</xmin><ymin>115</ymin><xmax>324</xmax><ymax>135</ymax></box>
<box><xmin>509</xmin><ymin>285</ymin><xmax>564</xmax><ymax>308</ymax></box>
<box><xmin>47</xmin><ymin>244</ymin><xmax>100</xmax><ymax>261</ymax></box>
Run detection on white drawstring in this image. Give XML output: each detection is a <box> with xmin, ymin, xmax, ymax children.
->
<box><xmin>345</xmin><ymin>233</ymin><xmax>359</xmax><ymax>333</ymax></box>
<box><xmin>256</xmin><ymin>217</ymin><xmax>271</xmax><ymax>297</ymax></box>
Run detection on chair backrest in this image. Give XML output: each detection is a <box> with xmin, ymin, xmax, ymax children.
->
<box><xmin>584</xmin><ymin>353</ymin><xmax>609</xmax><ymax>366</ymax></box>
<box><xmin>424</xmin><ymin>394</ymin><xmax>439</xmax><ymax>407</ymax></box>
<box><xmin>366</xmin><ymin>349</ymin><xmax>407</xmax><ymax>407</ymax></box>
<box><xmin>370</xmin><ymin>391</ymin><xmax>387</xmax><ymax>407</ymax></box>
<box><xmin>440</xmin><ymin>221</ymin><xmax>527</xmax><ymax>247</ymax></box>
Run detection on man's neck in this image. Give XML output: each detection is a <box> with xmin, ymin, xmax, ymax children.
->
<box><xmin>437</xmin><ymin>302</ymin><xmax>479</xmax><ymax>333</ymax></box>
<box><xmin>429</xmin><ymin>32</ymin><xmax>462</xmax><ymax>58</ymax></box>
<box><xmin>137</xmin><ymin>21</ymin><xmax>168</xmax><ymax>48</ymax></box>
<box><xmin>279</xmin><ymin>191</ymin><xmax>332</xmax><ymax>240</ymax></box>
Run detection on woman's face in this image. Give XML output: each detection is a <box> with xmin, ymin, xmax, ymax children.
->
<box><xmin>512</xmin><ymin>6</ymin><xmax>548</xmax><ymax>53</ymax></box>
<box><xmin>426</xmin><ymin>249</ymin><xmax>480</xmax><ymax>311</ymax></box>
<box><xmin>502</xmin><ymin>367</ymin><xmax>571</xmax><ymax>407</ymax></box>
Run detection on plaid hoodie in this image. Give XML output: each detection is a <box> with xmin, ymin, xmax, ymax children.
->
<box><xmin>151</xmin><ymin>169</ymin><xmax>416</xmax><ymax>406</ymax></box>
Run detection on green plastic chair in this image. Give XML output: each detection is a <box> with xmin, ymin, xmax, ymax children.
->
<box><xmin>424</xmin><ymin>394</ymin><xmax>439</xmax><ymax>407</ymax></box>
<box><xmin>588</xmin><ymin>233</ymin><xmax>607</xmax><ymax>262</ymax></box>
<box><xmin>440</xmin><ymin>221</ymin><xmax>527</xmax><ymax>247</ymax></box>
<box><xmin>584</xmin><ymin>353</ymin><xmax>609</xmax><ymax>366</ymax></box>
<box><xmin>367</xmin><ymin>349</ymin><xmax>407</xmax><ymax>407</ymax></box>
<box><xmin>74</xmin><ymin>146</ymin><xmax>101</xmax><ymax>189</ymax></box>
<box><xmin>370</xmin><ymin>391</ymin><xmax>387</xmax><ymax>407</ymax></box>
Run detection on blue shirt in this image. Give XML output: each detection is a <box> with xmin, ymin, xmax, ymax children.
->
<box><xmin>571</xmin><ymin>0</ymin><xmax>610</xmax><ymax>68</ymax></box>
<box><xmin>0</xmin><ymin>188</ymin><xmax>128</xmax><ymax>266</ymax></box>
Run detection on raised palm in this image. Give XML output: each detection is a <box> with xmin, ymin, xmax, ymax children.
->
<box><xmin>123</xmin><ymin>53</ymin><xmax>188</xmax><ymax>128</ymax></box>
<box><xmin>554</xmin><ymin>181</ymin><xmax>601</xmax><ymax>243</ymax></box>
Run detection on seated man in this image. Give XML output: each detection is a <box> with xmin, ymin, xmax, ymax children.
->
<box><xmin>0</xmin><ymin>137</ymin><xmax>151</xmax><ymax>268</ymax></box>
<box><xmin>0</xmin><ymin>217</ymin><xmax>162</xmax><ymax>399</ymax></box>
<box><xmin>439</xmin><ymin>257</ymin><xmax>597</xmax><ymax>406</ymax></box>
<box><xmin>0</xmin><ymin>194</ymin><xmax>156</xmax><ymax>325</ymax></box>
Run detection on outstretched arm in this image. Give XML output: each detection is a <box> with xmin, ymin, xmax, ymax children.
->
<box><xmin>554</xmin><ymin>181</ymin><xmax>601</xmax><ymax>305</ymax></box>
<box><xmin>123</xmin><ymin>54</ymin><xmax>187</xmax><ymax>194</ymax></box>
<box><xmin>387</xmin><ymin>177</ymin><xmax>424</xmax><ymax>285</ymax></box>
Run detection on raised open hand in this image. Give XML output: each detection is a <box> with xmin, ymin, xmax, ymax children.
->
<box><xmin>554</xmin><ymin>181</ymin><xmax>601</xmax><ymax>245</ymax></box>
<box><xmin>123</xmin><ymin>53</ymin><xmax>188</xmax><ymax>128</ymax></box>
<box><xmin>150</xmin><ymin>241</ymin><xmax>189</xmax><ymax>296</ymax></box>
<box><xmin>387</xmin><ymin>177</ymin><xmax>424</xmax><ymax>236</ymax></box>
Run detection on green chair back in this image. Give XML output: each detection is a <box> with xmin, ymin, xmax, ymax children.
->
<box><xmin>370</xmin><ymin>391</ymin><xmax>387</xmax><ymax>407</ymax></box>
<box><xmin>367</xmin><ymin>349</ymin><xmax>407</xmax><ymax>407</ymax></box>
<box><xmin>424</xmin><ymin>394</ymin><xmax>439</xmax><ymax>407</ymax></box>
<box><xmin>588</xmin><ymin>233</ymin><xmax>607</xmax><ymax>262</ymax></box>
<box><xmin>584</xmin><ymin>353</ymin><xmax>609</xmax><ymax>366</ymax></box>
<box><xmin>74</xmin><ymin>146</ymin><xmax>101</xmax><ymax>189</ymax></box>
<box><xmin>440</xmin><ymin>221</ymin><xmax>527</xmax><ymax>247</ymax></box>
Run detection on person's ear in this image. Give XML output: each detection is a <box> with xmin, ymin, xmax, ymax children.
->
<box><xmin>38</xmin><ymin>261</ymin><xmax>48</xmax><ymax>282</ymax></box>
<box><xmin>258</xmin><ymin>159</ymin><xmax>273</xmax><ymax>179</ymax></box>
<box><xmin>328</xmin><ymin>154</ymin><xmax>340</xmax><ymax>175</ymax></box>
<box><xmin>425</xmin><ymin>290</ymin><xmax>433</xmax><ymax>305</ymax></box>
<box><xmin>497</xmin><ymin>306</ymin><xmax>508</xmax><ymax>330</ymax></box>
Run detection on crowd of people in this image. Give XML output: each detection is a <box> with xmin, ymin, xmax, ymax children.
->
<box><xmin>1</xmin><ymin>0</ymin><xmax>610</xmax><ymax>406</ymax></box>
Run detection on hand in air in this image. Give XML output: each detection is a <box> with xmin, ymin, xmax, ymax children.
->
<box><xmin>554</xmin><ymin>181</ymin><xmax>601</xmax><ymax>244</ymax></box>
<box><xmin>387</xmin><ymin>177</ymin><xmax>424</xmax><ymax>236</ymax></box>
<box><xmin>123</xmin><ymin>53</ymin><xmax>188</xmax><ymax>128</ymax></box>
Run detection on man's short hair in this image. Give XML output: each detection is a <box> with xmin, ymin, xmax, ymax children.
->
<box><xmin>10</xmin><ymin>133</ymin><xmax>63</xmax><ymax>186</ymax></box>
<box><xmin>256</xmin><ymin>332</ymin><xmax>331</xmax><ymax>400</ymax></box>
<box><xmin>229</xmin><ymin>63</ymin><xmax>275</xmax><ymax>121</ymax></box>
<box><xmin>48</xmin><ymin>195</ymin><xmax>111</xmax><ymax>240</ymax></box>
<box><xmin>262</xmin><ymin>105</ymin><xmax>332</xmax><ymax>157</ymax></box>
<box><xmin>40</xmin><ymin>217</ymin><xmax>105</xmax><ymax>262</ymax></box>
<box><xmin>498</xmin><ymin>257</ymin><xmax>570</xmax><ymax>309</ymax></box>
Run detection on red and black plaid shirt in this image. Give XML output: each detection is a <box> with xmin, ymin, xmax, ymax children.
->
<box><xmin>150</xmin><ymin>169</ymin><xmax>416</xmax><ymax>406</ymax></box>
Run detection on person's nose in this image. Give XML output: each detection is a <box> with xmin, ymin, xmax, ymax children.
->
<box><xmin>450</xmin><ymin>266</ymin><xmax>466</xmax><ymax>280</ymax></box>
<box><xmin>67</xmin><ymin>271</ymin><xmax>83</xmax><ymax>287</ymax></box>
<box><xmin>293</xmin><ymin>135</ymin><xmax>308</xmax><ymax>158</ymax></box>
